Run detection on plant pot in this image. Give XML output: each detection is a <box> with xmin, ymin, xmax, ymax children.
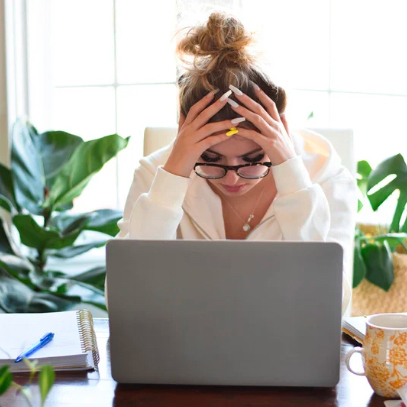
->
<box><xmin>351</xmin><ymin>252</ymin><xmax>407</xmax><ymax>316</ymax></box>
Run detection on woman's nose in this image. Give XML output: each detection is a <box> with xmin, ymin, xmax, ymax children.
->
<box><xmin>223</xmin><ymin>168</ymin><xmax>241</xmax><ymax>184</ymax></box>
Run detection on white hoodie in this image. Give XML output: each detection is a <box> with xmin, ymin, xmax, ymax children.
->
<box><xmin>108</xmin><ymin>128</ymin><xmax>358</xmax><ymax>315</ymax></box>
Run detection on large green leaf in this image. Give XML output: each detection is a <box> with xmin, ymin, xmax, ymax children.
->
<box><xmin>13</xmin><ymin>214</ymin><xmax>81</xmax><ymax>250</ymax></box>
<box><xmin>39</xmin><ymin>365</ymin><xmax>55</xmax><ymax>407</ymax></box>
<box><xmin>0</xmin><ymin>267</ymin><xmax>81</xmax><ymax>312</ymax></box>
<box><xmin>10</xmin><ymin>119</ymin><xmax>45</xmax><ymax>214</ymax></box>
<box><xmin>357</xmin><ymin>160</ymin><xmax>372</xmax><ymax>196</ymax></box>
<box><xmin>77</xmin><ymin>296</ymin><xmax>107</xmax><ymax>311</ymax></box>
<box><xmin>0</xmin><ymin>219</ymin><xmax>16</xmax><ymax>255</ymax></box>
<box><xmin>0</xmin><ymin>365</ymin><xmax>12</xmax><ymax>395</ymax></box>
<box><xmin>67</xmin><ymin>266</ymin><xmax>106</xmax><ymax>290</ymax></box>
<box><xmin>356</xmin><ymin>160</ymin><xmax>373</xmax><ymax>212</ymax></box>
<box><xmin>74</xmin><ymin>281</ymin><xmax>104</xmax><ymax>296</ymax></box>
<box><xmin>0</xmin><ymin>252</ymin><xmax>36</xmax><ymax>289</ymax></box>
<box><xmin>37</xmin><ymin>130</ymin><xmax>83</xmax><ymax>190</ymax></box>
<box><xmin>390</xmin><ymin>192</ymin><xmax>407</xmax><ymax>233</ymax></box>
<box><xmin>367</xmin><ymin>154</ymin><xmax>407</xmax><ymax>210</ymax></box>
<box><xmin>359</xmin><ymin>233</ymin><xmax>407</xmax><ymax>250</ymax></box>
<box><xmin>49</xmin><ymin>212</ymin><xmax>93</xmax><ymax>233</ymax></box>
<box><xmin>0</xmin><ymin>163</ymin><xmax>18</xmax><ymax>212</ymax></box>
<box><xmin>361</xmin><ymin>241</ymin><xmax>394</xmax><ymax>291</ymax></box>
<box><xmin>50</xmin><ymin>209</ymin><xmax>122</xmax><ymax>237</ymax></box>
<box><xmin>55</xmin><ymin>283</ymin><xmax>107</xmax><ymax>311</ymax></box>
<box><xmin>357</xmin><ymin>199</ymin><xmax>364</xmax><ymax>213</ymax></box>
<box><xmin>0</xmin><ymin>194</ymin><xmax>13</xmax><ymax>213</ymax></box>
<box><xmin>367</xmin><ymin>154</ymin><xmax>407</xmax><ymax>232</ymax></box>
<box><xmin>27</xmin><ymin>266</ymin><xmax>69</xmax><ymax>291</ymax></box>
<box><xmin>353</xmin><ymin>243</ymin><xmax>366</xmax><ymax>288</ymax></box>
<box><xmin>84</xmin><ymin>209</ymin><xmax>122</xmax><ymax>236</ymax></box>
<box><xmin>47</xmin><ymin>240</ymin><xmax>108</xmax><ymax>258</ymax></box>
<box><xmin>44</xmin><ymin>134</ymin><xmax>130</xmax><ymax>210</ymax></box>
<box><xmin>367</xmin><ymin>154</ymin><xmax>406</xmax><ymax>193</ymax></box>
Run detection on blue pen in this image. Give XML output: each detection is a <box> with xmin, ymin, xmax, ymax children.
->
<box><xmin>14</xmin><ymin>332</ymin><xmax>55</xmax><ymax>363</ymax></box>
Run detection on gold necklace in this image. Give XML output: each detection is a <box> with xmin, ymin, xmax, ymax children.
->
<box><xmin>222</xmin><ymin>186</ymin><xmax>266</xmax><ymax>232</ymax></box>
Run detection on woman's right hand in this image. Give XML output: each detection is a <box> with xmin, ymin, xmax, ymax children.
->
<box><xmin>163</xmin><ymin>90</ymin><xmax>239</xmax><ymax>178</ymax></box>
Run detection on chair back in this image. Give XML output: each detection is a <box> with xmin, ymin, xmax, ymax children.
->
<box><xmin>143</xmin><ymin>127</ymin><xmax>355</xmax><ymax>175</ymax></box>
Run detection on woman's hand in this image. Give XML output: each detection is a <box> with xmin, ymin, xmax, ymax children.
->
<box><xmin>227</xmin><ymin>85</ymin><xmax>297</xmax><ymax>166</ymax></box>
<box><xmin>164</xmin><ymin>90</ymin><xmax>240</xmax><ymax>178</ymax></box>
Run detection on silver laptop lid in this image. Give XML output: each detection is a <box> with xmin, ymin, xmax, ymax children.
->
<box><xmin>106</xmin><ymin>240</ymin><xmax>343</xmax><ymax>386</ymax></box>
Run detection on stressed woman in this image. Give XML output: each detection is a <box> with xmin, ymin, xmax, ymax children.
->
<box><xmin>108</xmin><ymin>12</ymin><xmax>358</xmax><ymax>314</ymax></box>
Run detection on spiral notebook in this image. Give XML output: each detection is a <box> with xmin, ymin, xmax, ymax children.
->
<box><xmin>0</xmin><ymin>309</ymin><xmax>99</xmax><ymax>372</ymax></box>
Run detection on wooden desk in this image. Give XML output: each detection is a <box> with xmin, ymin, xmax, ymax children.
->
<box><xmin>3</xmin><ymin>318</ymin><xmax>394</xmax><ymax>407</ymax></box>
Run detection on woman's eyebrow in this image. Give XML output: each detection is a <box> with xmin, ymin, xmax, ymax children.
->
<box><xmin>206</xmin><ymin>147</ymin><xmax>263</xmax><ymax>158</ymax></box>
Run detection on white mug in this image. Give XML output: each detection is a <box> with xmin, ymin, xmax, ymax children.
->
<box><xmin>345</xmin><ymin>313</ymin><xmax>407</xmax><ymax>398</ymax></box>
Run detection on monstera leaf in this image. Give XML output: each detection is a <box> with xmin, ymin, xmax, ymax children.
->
<box><xmin>356</xmin><ymin>160</ymin><xmax>372</xmax><ymax>212</ymax></box>
<box><xmin>367</xmin><ymin>154</ymin><xmax>407</xmax><ymax>232</ymax></box>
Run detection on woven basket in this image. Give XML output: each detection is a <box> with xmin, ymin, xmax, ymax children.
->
<box><xmin>351</xmin><ymin>252</ymin><xmax>407</xmax><ymax>316</ymax></box>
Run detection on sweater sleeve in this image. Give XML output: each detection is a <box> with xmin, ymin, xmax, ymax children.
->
<box><xmin>117</xmin><ymin>165</ymin><xmax>190</xmax><ymax>239</ymax></box>
<box><xmin>272</xmin><ymin>155</ymin><xmax>358</xmax><ymax>316</ymax></box>
<box><xmin>105</xmin><ymin>164</ymin><xmax>190</xmax><ymax>310</ymax></box>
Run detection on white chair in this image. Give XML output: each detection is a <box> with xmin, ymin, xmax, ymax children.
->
<box><xmin>143</xmin><ymin>127</ymin><xmax>178</xmax><ymax>157</ymax></box>
<box><xmin>143</xmin><ymin>126</ymin><xmax>355</xmax><ymax>175</ymax></box>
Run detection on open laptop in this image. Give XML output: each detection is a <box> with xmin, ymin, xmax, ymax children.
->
<box><xmin>106</xmin><ymin>240</ymin><xmax>343</xmax><ymax>387</ymax></box>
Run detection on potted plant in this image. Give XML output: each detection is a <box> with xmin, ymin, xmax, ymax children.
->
<box><xmin>0</xmin><ymin>119</ymin><xmax>129</xmax><ymax>313</ymax></box>
<box><xmin>352</xmin><ymin>154</ymin><xmax>407</xmax><ymax>316</ymax></box>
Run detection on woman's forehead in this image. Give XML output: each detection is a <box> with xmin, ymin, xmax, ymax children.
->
<box><xmin>206</xmin><ymin>135</ymin><xmax>261</xmax><ymax>157</ymax></box>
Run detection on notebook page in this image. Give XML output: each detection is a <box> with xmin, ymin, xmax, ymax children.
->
<box><xmin>0</xmin><ymin>311</ymin><xmax>83</xmax><ymax>360</ymax></box>
<box><xmin>343</xmin><ymin>316</ymin><xmax>366</xmax><ymax>340</ymax></box>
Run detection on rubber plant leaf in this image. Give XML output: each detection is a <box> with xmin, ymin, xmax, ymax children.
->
<box><xmin>43</xmin><ymin>134</ymin><xmax>130</xmax><ymax>210</ymax></box>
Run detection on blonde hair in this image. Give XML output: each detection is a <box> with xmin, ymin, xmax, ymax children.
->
<box><xmin>175</xmin><ymin>11</ymin><xmax>287</xmax><ymax>126</ymax></box>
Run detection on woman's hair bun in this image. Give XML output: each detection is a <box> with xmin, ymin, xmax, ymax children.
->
<box><xmin>175</xmin><ymin>11</ymin><xmax>256</xmax><ymax>72</ymax></box>
<box><xmin>175</xmin><ymin>12</ymin><xmax>287</xmax><ymax>122</ymax></box>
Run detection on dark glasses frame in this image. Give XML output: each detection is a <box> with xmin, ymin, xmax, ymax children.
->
<box><xmin>194</xmin><ymin>162</ymin><xmax>272</xmax><ymax>179</ymax></box>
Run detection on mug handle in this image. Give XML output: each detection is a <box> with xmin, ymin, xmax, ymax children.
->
<box><xmin>345</xmin><ymin>347</ymin><xmax>366</xmax><ymax>376</ymax></box>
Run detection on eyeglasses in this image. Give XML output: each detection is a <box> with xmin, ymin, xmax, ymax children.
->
<box><xmin>194</xmin><ymin>162</ymin><xmax>272</xmax><ymax>179</ymax></box>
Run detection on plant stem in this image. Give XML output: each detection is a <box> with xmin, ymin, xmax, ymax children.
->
<box><xmin>36</xmin><ymin>208</ymin><xmax>52</xmax><ymax>272</ymax></box>
<box><xmin>11</xmin><ymin>382</ymin><xmax>34</xmax><ymax>407</ymax></box>
<box><xmin>36</xmin><ymin>249</ymin><xmax>46</xmax><ymax>272</ymax></box>
<box><xmin>43</xmin><ymin>208</ymin><xmax>51</xmax><ymax>229</ymax></box>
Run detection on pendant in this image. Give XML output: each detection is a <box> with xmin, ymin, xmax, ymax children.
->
<box><xmin>242</xmin><ymin>214</ymin><xmax>254</xmax><ymax>232</ymax></box>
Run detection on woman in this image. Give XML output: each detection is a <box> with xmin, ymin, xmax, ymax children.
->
<box><xmin>108</xmin><ymin>12</ymin><xmax>358</xmax><ymax>314</ymax></box>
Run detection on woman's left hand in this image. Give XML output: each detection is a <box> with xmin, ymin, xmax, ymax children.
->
<box><xmin>228</xmin><ymin>85</ymin><xmax>297</xmax><ymax>166</ymax></box>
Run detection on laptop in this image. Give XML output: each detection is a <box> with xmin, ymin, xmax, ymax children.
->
<box><xmin>106</xmin><ymin>240</ymin><xmax>343</xmax><ymax>387</ymax></box>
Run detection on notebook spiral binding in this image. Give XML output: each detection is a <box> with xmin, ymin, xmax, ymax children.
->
<box><xmin>76</xmin><ymin>309</ymin><xmax>100</xmax><ymax>368</ymax></box>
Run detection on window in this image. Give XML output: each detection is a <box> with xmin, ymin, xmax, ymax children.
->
<box><xmin>6</xmin><ymin>0</ymin><xmax>407</xmax><ymax>224</ymax></box>
<box><xmin>24</xmin><ymin>0</ymin><xmax>178</xmax><ymax>213</ymax></box>
<box><xmin>241</xmin><ymin>0</ymin><xmax>407</xmax><ymax>224</ymax></box>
